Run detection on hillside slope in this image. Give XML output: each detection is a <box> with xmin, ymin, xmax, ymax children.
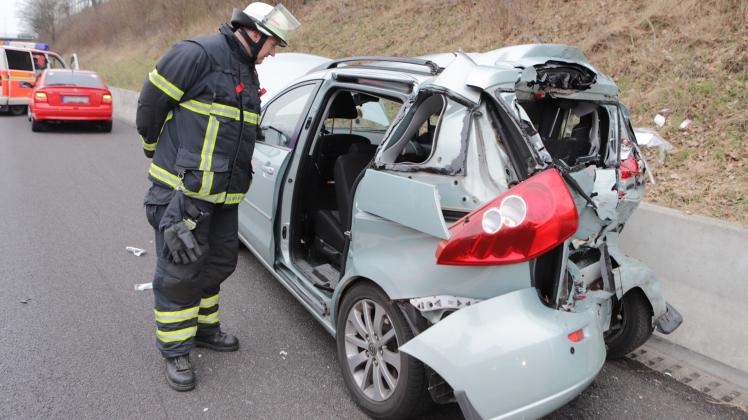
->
<box><xmin>54</xmin><ymin>0</ymin><xmax>748</xmax><ymax>225</ymax></box>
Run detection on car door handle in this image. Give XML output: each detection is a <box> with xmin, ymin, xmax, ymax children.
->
<box><xmin>261</xmin><ymin>165</ymin><xmax>275</xmax><ymax>176</ymax></box>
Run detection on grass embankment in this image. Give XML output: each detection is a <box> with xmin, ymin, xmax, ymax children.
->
<box><xmin>55</xmin><ymin>0</ymin><xmax>748</xmax><ymax>225</ymax></box>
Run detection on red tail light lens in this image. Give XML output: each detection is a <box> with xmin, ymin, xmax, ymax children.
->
<box><xmin>35</xmin><ymin>92</ymin><xmax>47</xmax><ymax>102</ymax></box>
<box><xmin>620</xmin><ymin>156</ymin><xmax>640</xmax><ymax>179</ymax></box>
<box><xmin>435</xmin><ymin>168</ymin><xmax>578</xmax><ymax>266</ymax></box>
<box><xmin>568</xmin><ymin>328</ymin><xmax>585</xmax><ymax>343</ymax></box>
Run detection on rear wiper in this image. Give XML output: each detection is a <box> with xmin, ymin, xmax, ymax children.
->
<box><xmin>551</xmin><ymin>159</ymin><xmax>598</xmax><ymax>210</ymax></box>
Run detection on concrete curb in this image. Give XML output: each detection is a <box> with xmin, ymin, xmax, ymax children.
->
<box><xmin>110</xmin><ymin>86</ymin><xmax>748</xmax><ymax>376</ymax></box>
<box><xmin>620</xmin><ymin>203</ymin><xmax>748</xmax><ymax>374</ymax></box>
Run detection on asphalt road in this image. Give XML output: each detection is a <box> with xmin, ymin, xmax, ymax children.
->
<box><xmin>0</xmin><ymin>114</ymin><xmax>745</xmax><ymax>420</ymax></box>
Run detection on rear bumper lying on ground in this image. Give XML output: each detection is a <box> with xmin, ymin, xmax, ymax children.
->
<box><xmin>400</xmin><ymin>287</ymin><xmax>606</xmax><ymax>420</ymax></box>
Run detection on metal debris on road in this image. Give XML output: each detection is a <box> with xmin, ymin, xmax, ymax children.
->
<box><xmin>20</xmin><ymin>298</ymin><xmax>31</xmax><ymax>304</ymax></box>
<box><xmin>134</xmin><ymin>282</ymin><xmax>153</xmax><ymax>291</ymax></box>
<box><xmin>279</xmin><ymin>350</ymin><xmax>288</xmax><ymax>360</ymax></box>
<box><xmin>126</xmin><ymin>246</ymin><xmax>147</xmax><ymax>256</ymax></box>
<box><xmin>203</xmin><ymin>408</ymin><xmax>209</xmax><ymax>412</ymax></box>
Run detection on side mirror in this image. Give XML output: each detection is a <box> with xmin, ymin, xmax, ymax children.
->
<box><xmin>20</xmin><ymin>81</ymin><xmax>35</xmax><ymax>89</ymax></box>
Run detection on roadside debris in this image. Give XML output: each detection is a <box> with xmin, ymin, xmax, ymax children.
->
<box><xmin>634</xmin><ymin>127</ymin><xmax>675</xmax><ymax>163</ymax></box>
<box><xmin>279</xmin><ymin>350</ymin><xmax>288</xmax><ymax>360</ymax></box>
<box><xmin>679</xmin><ymin>119</ymin><xmax>692</xmax><ymax>131</ymax></box>
<box><xmin>134</xmin><ymin>282</ymin><xmax>153</xmax><ymax>291</ymax></box>
<box><xmin>20</xmin><ymin>298</ymin><xmax>31</xmax><ymax>304</ymax></box>
<box><xmin>126</xmin><ymin>246</ymin><xmax>147</xmax><ymax>256</ymax></box>
<box><xmin>654</xmin><ymin>114</ymin><xmax>667</xmax><ymax>128</ymax></box>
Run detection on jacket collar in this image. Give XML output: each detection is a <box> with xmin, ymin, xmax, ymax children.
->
<box><xmin>219</xmin><ymin>24</ymin><xmax>254</xmax><ymax>66</ymax></box>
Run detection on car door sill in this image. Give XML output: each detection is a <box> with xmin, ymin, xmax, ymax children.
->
<box><xmin>238</xmin><ymin>232</ymin><xmax>334</xmax><ymax>335</ymax></box>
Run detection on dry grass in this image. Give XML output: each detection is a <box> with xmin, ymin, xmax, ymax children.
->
<box><xmin>54</xmin><ymin>0</ymin><xmax>748</xmax><ymax>225</ymax></box>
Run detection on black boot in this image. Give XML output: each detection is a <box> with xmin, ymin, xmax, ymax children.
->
<box><xmin>195</xmin><ymin>331</ymin><xmax>239</xmax><ymax>352</ymax></box>
<box><xmin>164</xmin><ymin>355</ymin><xmax>195</xmax><ymax>391</ymax></box>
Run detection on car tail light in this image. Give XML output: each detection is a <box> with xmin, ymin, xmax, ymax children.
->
<box><xmin>35</xmin><ymin>92</ymin><xmax>47</xmax><ymax>102</ymax></box>
<box><xmin>435</xmin><ymin>168</ymin><xmax>578</xmax><ymax>266</ymax></box>
<box><xmin>568</xmin><ymin>328</ymin><xmax>585</xmax><ymax>343</ymax></box>
<box><xmin>620</xmin><ymin>156</ymin><xmax>640</xmax><ymax>179</ymax></box>
<box><xmin>102</xmin><ymin>93</ymin><xmax>112</xmax><ymax>104</ymax></box>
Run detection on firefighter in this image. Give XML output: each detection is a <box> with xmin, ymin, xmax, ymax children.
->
<box><xmin>136</xmin><ymin>2</ymin><xmax>300</xmax><ymax>391</ymax></box>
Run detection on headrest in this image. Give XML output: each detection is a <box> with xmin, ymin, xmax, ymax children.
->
<box><xmin>328</xmin><ymin>92</ymin><xmax>358</xmax><ymax>119</ymax></box>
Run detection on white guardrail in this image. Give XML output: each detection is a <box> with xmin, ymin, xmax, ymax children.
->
<box><xmin>111</xmin><ymin>87</ymin><xmax>748</xmax><ymax>375</ymax></box>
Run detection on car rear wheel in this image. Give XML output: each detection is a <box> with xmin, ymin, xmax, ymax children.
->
<box><xmin>100</xmin><ymin>121</ymin><xmax>112</xmax><ymax>133</ymax></box>
<box><xmin>336</xmin><ymin>283</ymin><xmax>431</xmax><ymax>419</ymax></box>
<box><xmin>31</xmin><ymin>118</ymin><xmax>45</xmax><ymax>132</ymax></box>
<box><xmin>605</xmin><ymin>289</ymin><xmax>653</xmax><ymax>359</ymax></box>
<box><xmin>10</xmin><ymin>105</ymin><xmax>26</xmax><ymax>116</ymax></box>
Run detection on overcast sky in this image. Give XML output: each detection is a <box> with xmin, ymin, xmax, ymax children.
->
<box><xmin>1</xmin><ymin>0</ymin><xmax>26</xmax><ymax>37</ymax></box>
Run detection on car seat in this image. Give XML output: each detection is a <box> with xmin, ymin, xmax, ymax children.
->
<box><xmin>313</xmin><ymin>142</ymin><xmax>378</xmax><ymax>264</ymax></box>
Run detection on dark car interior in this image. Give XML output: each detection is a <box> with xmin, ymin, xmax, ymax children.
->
<box><xmin>519</xmin><ymin>98</ymin><xmax>610</xmax><ymax>167</ymax></box>
<box><xmin>290</xmin><ymin>90</ymin><xmax>401</xmax><ymax>293</ymax></box>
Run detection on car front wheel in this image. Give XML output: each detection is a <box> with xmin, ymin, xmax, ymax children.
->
<box><xmin>336</xmin><ymin>283</ymin><xmax>431</xmax><ymax>419</ymax></box>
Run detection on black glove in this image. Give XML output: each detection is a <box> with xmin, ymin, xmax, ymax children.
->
<box><xmin>163</xmin><ymin>221</ymin><xmax>202</xmax><ymax>264</ymax></box>
<box><xmin>159</xmin><ymin>190</ymin><xmax>208</xmax><ymax>264</ymax></box>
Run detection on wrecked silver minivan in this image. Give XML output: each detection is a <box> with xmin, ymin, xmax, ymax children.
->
<box><xmin>241</xmin><ymin>45</ymin><xmax>682</xmax><ymax>419</ymax></box>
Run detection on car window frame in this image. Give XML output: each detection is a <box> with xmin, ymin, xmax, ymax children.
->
<box><xmin>307</xmin><ymin>79</ymin><xmax>410</xmax><ymax>150</ymax></box>
<box><xmin>258</xmin><ymin>80</ymin><xmax>322</xmax><ymax>150</ymax></box>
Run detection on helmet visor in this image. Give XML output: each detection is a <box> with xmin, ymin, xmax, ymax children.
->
<box><xmin>261</xmin><ymin>4</ymin><xmax>300</xmax><ymax>47</ymax></box>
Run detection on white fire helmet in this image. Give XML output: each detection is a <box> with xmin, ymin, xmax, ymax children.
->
<box><xmin>241</xmin><ymin>2</ymin><xmax>300</xmax><ymax>48</ymax></box>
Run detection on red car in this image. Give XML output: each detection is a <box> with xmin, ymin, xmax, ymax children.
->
<box><xmin>28</xmin><ymin>69</ymin><xmax>113</xmax><ymax>132</ymax></box>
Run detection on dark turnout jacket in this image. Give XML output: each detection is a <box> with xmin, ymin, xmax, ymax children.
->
<box><xmin>137</xmin><ymin>24</ymin><xmax>261</xmax><ymax>206</ymax></box>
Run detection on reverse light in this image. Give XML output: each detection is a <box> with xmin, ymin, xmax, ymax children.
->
<box><xmin>567</xmin><ymin>328</ymin><xmax>585</xmax><ymax>343</ymax></box>
<box><xmin>435</xmin><ymin>169</ymin><xmax>578</xmax><ymax>266</ymax></box>
<box><xmin>102</xmin><ymin>94</ymin><xmax>112</xmax><ymax>104</ymax></box>
<box><xmin>35</xmin><ymin>92</ymin><xmax>47</xmax><ymax>102</ymax></box>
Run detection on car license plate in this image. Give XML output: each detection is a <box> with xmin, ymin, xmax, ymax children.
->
<box><xmin>62</xmin><ymin>96</ymin><xmax>89</xmax><ymax>104</ymax></box>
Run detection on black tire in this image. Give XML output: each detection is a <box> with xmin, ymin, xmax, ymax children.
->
<box><xmin>31</xmin><ymin>118</ymin><xmax>45</xmax><ymax>132</ymax></box>
<box><xmin>100</xmin><ymin>121</ymin><xmax>112</xmax><ymax>133</ymax></box>
<box><xmin>605</xmin><ymin>290</ymin><xmax>654</xmax><ymax>359</ymax></box>
<box><xmin>336</xmin><ymin>283</ymin><xmax>432</xmax><ymax>419</ymax></box>
<box><xmin>10</xmin><ymin>105</ymin><xmax>26</xmax><ymax>116</ymax></box>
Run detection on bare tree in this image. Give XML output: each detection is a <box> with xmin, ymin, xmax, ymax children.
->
<box><xmin>21</xmin><ymin>0</ymin><xmax>68</xmax><ymax>42</ymax></box>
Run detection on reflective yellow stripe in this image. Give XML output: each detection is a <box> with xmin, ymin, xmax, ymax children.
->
<box><xmin>180</xmin><ymin>99</ymin><xmax>259</xmax><ymax>125</ymax></box>
<box><xmin>148</xmin><ymin>163</ymin><xmax>181</xmax><ymax>189</ymax></box>
<box><xmin>156</xmin><ymin>326</ymin><xmax>197</xmax><ymax>343</ymax></box>
<box><xmin>147</xmin><ymin>164</ymin><xmax>246</xmax><ymax>205</ymax></box>
<box><xmin>199</xmin><ymin>116</ymin><xmax>219</xmax><ymax>171</ymax></box>
<box><xmin>200</xmin><ymin>294</ymin><xmax>220</xmax><ymax>308</ymax></box>
<box><xmin>141</xmin><ymin>135</ymin><xmax>157</xmax><ymax>151</ymax></box>
<box><xmin>225</xmin><ymin>193</ymin><xmax>245</xmax><ymax>205</ymax></box>
<box><xmin>198</xmin><ymin>310</ymin><xmax>220</xmax><ymax>325</ymax></box>
<box><xmin>160</xmin><ymin>111</ymin><xmax>174</xmax><ymax>135</ymax></box>
<box><xmin>180</xmin><ymin>100</ymin><xmax>210</xmax><ymax>116</ymax></box>
<box><xmin>154</xmin><ymin>307</ymin><xmax>199</xmax><ymax>323</ymax></box>
<box><xmin>148</xmin><ymin>69</ymin><xmax>183</xmax><ymax>101</ymax></box>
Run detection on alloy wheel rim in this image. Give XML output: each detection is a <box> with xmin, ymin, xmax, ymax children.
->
<box><xmin>344</xmin><ymin>298</ymin><xmax>401</xmax><ymax>401</ymax></box>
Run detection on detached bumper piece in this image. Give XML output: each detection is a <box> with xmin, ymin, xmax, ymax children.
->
<box><xmin>400</xmin><ymin>288</ymin><xmax>606</xmax><ymax>419</ymax></box>
<box><xmin>655</xmin><ymin>303</ymin><xmax>683</xmax><ymax>334</ymax></box>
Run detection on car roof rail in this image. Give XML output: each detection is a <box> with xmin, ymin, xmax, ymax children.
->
<box><xmin>316</xmin><ymin>56</ymin><xmax>443</xmax><ymax>75</ymax></box>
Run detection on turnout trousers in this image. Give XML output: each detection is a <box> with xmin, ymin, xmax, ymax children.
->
<box><xmin>145</xmin><ymin>202</ymin><xmax>239</xmax><ymax>358</ymax></box>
